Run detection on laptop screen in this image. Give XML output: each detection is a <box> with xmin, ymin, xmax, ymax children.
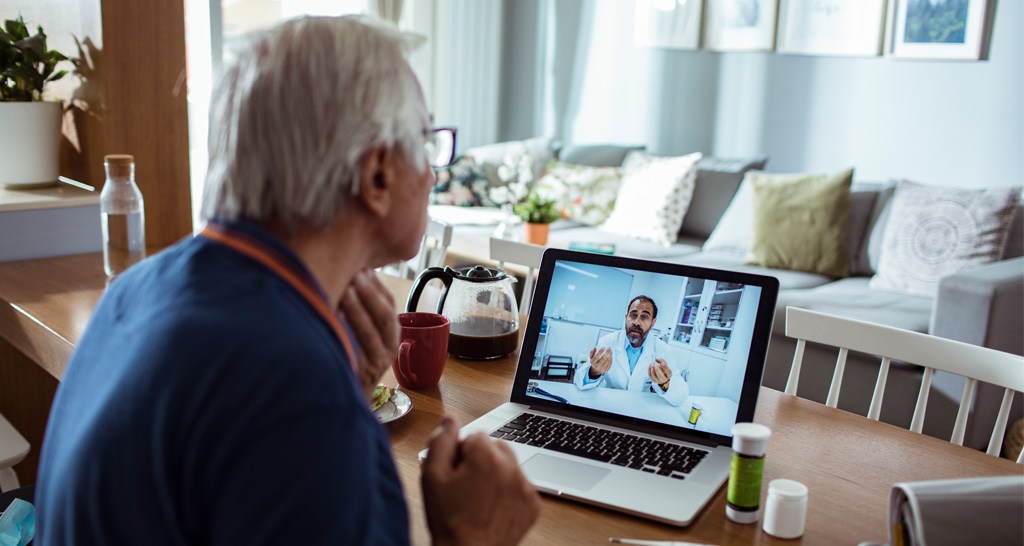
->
<box><xmin>510</xmin><ymin>249</ymin><xmax>779</xmax><ymax>444</ymax></box>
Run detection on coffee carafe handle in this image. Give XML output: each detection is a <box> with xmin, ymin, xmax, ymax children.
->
<box><xmin>406</xmin><ymin>266</ymin><xmax>453</xmax><ymax>313</ymax></box>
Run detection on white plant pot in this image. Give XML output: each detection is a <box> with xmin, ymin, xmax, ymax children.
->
<box><xmin>0</xmin><ymin>101</ymin><xmax>63</xmax><ymax>188</ymax></box>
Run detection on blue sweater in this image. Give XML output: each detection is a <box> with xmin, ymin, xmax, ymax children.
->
<box><xmin>36</xmin><ymin>222</ymin><xmax>409</xmax><ymax>545</ymax></box>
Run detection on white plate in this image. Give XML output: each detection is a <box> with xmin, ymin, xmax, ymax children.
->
<box><xmin>374</xmin><ymin>390</ymin><xmax>412</xmax><ymax>424</ymax></box>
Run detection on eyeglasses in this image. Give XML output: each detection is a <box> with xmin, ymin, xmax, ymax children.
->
<box><xmin>425</xmin><ymin>127</ymin><xmax>457</xmax><ymax>169</ymax></box>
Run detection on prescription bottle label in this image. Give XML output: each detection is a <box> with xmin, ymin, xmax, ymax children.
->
<box><xmin>726</xmin><ymin>452</ymin><xmax>764</xmax><ymax>510</ymax></box>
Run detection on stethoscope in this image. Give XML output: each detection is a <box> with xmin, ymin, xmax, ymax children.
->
<box><xmin>526</xmin><ymin>381</ymin><xmax>569</xmax><ymax>404</ymax></box>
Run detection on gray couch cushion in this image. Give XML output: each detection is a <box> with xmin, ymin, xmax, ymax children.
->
<box><xmin>556</xmin><ymin>143</ymin><xmax>645</xmax><ymax>167</ymax></box>
<box><xmin>772</xmin><ymin>277</ymin><xmax>932</xmax><ymax>336</ymax></box>
<box><xmin>846</xmin><ymin>183</ymin><xmax>882</xmax><ymax>276</ymax></box>
<box><xmin>1004</xmin><ymin>205</ymin><xmax>1023</xmax><ymax>259</ymax></box>
<box><xmin>546</xmin><ymin>226</ymin><xmax>701</xmax><ymax>259</ymax></box>
<box><xmin>679</xmin><ymin>156</ymin><xmax>768</xmax><ymax>240</ymax></box>
<box><xmin>854</xmin><ymin>181</ymin><xmax>897</xmax><ymax>276</ymax></box>
<box><xmin>665</xmin><ymin>250</ymin><xmax>833</xmax><ymax>290</ymax></box>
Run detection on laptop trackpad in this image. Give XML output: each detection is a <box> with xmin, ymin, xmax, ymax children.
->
<box><xmin>521</xmin><ymin>453</ymin><xmax>610</xmax><ymax>492</ymax></box>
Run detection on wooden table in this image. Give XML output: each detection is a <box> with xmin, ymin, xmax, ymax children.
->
<box><xmin>0</xmin><ymin>254</ymin><xmax>1019</xmax><ymax>545</ymax></box>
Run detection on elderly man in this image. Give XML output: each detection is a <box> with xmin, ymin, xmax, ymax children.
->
<box><xmin>36</xmin><ymin>16</ymin><xmax>538</xmax><ymax>545</ymax></box>
<box><xmin>573</xmin><ymin>295</ymin><xmax>690</xmax><ymax>406</ymax></box>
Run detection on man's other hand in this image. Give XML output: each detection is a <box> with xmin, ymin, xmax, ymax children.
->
<box><xmin>340</xmin><ymin>269</ymin><xmax>399</xmax><ymax>399</ymax></box>
<box><xmin>422</xmin><ymin>417</ymin><xmax>540</xmax><ymax>546</ymax></box>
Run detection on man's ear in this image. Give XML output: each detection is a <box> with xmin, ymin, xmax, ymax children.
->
<box><xmin>356</xmin><ymin>145</ymin><xmax>392</xmax><ymax>217</ymax></box>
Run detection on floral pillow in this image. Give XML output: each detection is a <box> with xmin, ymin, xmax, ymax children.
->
<box><xmin>533</xmin><ymin>161</ymin><xmax>624</xmax><ymax>225</ymax></box>
<box><xmin>429</xmin><ymin>156</ymin><xmax>498</xmax><ymax>207</ymax></box>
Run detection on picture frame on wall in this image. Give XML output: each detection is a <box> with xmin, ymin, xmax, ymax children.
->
<box><xmin>704</xmin><ymin>0</ymin><xmax>778</xmax><ymax>52</ymax></box>
<box><xmin>889</xmin><ymin>0</ymin><xmax>995</xmax><ymax>60</ymax></box>
<box><xmin>634</xmin><ymin>0</ymin><xmax>703</xmax><ymax>50</ymax></box>
<box><xmin>777</xmin><ymin>0</ymin><xmax>888</xmax><ymax>57</ymax></box>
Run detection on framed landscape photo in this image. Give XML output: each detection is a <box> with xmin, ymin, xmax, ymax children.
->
<box><xmin>777</xmin><ymin>0</ymin><xmax>887</xmax><ymax>57</ymax></box>
<box><xmin>889</xmin><ymin>0</ymin><xmax>995</xmax><ymax>60</ymax></box>
<box><xmin>704</xmin><ymin>0</ymin><xmax>778</xmax><ymax>52</ymax></box>
<box><xmin>634</xmin><ymin>0</ymin><xmax>703</xmax><ymax>50</ymax></box>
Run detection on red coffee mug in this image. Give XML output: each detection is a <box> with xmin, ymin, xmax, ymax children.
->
<box><xmin>392</xmin><ymin>312</ymin><xmax>450</xmax><ymax>390</ymax></box>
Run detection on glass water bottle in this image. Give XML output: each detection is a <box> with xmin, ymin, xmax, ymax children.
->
<box><xmin>100</xmin><ymin>154</ymin><xmax>146</xmax><ymax>276</ymax></box>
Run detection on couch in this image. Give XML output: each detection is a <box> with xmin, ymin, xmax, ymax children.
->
<box><xmin>431</xmin><ymin>140</ymin><xmax>1024</xmax><ymax>451</ymax></box>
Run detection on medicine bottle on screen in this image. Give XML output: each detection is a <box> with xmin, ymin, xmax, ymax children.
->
<box><xmin>726</xmin><ymin>422</ymin><xmax>771</xmax><ymax>524</ymax></box>
<box><xmin>100</xmin><ymin>154</ymin><xmax>146</xmax><ymax>277</ymax></box>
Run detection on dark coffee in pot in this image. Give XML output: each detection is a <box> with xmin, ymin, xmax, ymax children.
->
<box><xmin>447</xmin><ymin>315</ymin><xmax>519</xmax><ymax>360</ymax></box>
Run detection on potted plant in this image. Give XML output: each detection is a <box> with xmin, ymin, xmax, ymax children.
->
<box><xmin>0</xmin><ymin>15</ymin><xmax>71</xmax><ymax>188</ymax></box>
<box><xmin>513</xmin><ymin>191</ymin><xmax>560</xmax><ymax>245</ymax></box>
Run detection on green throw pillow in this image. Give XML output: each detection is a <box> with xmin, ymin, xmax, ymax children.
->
<box><xmin>747</xmin><ymin>168</ymin><xmax>854</xmax><ymax>277</ymax></box>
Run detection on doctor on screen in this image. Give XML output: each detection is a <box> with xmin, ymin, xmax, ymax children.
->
<box><xmin>574</xmin><ymin>295</ymin><xmax>689</xmax><ymax>406</ymax></box>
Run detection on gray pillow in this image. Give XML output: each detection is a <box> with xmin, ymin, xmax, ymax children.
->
<box><xmin>679</xmin><ymin>155</ymin><xmax>768</xmax><ymax>240</ymax></box>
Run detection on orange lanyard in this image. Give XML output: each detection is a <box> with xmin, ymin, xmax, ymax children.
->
<box><xmin>200</xmin><ymin>223</ymin><xmax>359</xmax><ymax>371</ymax></box>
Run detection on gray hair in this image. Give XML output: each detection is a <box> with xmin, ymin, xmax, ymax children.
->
<box><xmin>201</xmin><ymin>15</ymin><xmax>427</xmax><ymax>233</ymax></box>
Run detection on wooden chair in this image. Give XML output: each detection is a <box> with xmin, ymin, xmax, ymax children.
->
<box><xmin>0</xmin><ymin>413</ymin><xmax>30</xmax><ymax>492</ymax></box>
<box><xmin>383</xmin><ymin>218</ymin><xmax>453</xmax><ymax>280</ymax></box>
<box><xmin>489</xmin><ymin>237</ymin><xmax>545</xmax><ymax>315</ymax></box>
<box><xmin>784</xmin><ymin>306</ymin><xmax>1024</xmax><ymax>462</ymax></box>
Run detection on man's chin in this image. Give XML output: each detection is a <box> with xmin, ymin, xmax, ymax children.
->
<box><xmin>627</xmin><ymin>333</ymin><xmax>643</xmax><ymax>346</ymax></box>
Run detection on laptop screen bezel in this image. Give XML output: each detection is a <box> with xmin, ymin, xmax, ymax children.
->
<box><xmin>509</xmin><ymin>248</ymin><xmax>780</xmax><ymax>447</ymax></box>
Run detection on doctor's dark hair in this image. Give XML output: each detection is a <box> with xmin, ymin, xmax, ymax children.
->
<box><xmin>201</xmin><ymin>15</ymin><xmax>428</xmax><ymax>235</ymax></box>
<box><xmin>627</xmin><ymin>295</ymin><xmax>658</xmax><ymax>319</ymax></box>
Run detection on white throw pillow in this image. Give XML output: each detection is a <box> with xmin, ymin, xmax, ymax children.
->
<box><xmin>702</xmin><ymin>177</ymin><xmax>755</xmax><ymax>256</ymax></box>
<box><xmin>869</xmin><ymin>181</ymin><xmax>1021</xmax><ymax>298</ymax></box>
<box><xmin>598</xmin><ymin>151</ymin><xmax>702</xmax><ymax>246</ymax></box>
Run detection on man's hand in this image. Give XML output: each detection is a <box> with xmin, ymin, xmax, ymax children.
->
<box><xmin>648</xmin><ymin>358</ymin><xmax>673</xmax><ymax>391</ymax></box>
<box><xmin>422</xmin><ymin>417</ymin><xmax>540</xmax><ymax>546</ymax></box>
<box><xmin>587</xmin><ymin>347</ymin><xmax>612</xmax><ymax>379</ymax></box>
<box><xmin>339</xmin><ymin>270</ymin><xmax>399</xmax><ymax>399</ymax></box>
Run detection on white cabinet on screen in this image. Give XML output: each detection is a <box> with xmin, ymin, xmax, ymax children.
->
<box><xmin>672</xmin><ymin>279</ymin><xmax>745</xmax><ymax>359</ymax></box>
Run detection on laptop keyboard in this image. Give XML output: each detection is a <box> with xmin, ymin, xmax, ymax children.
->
<box><xmin>490</xmin><ymin>413</ymin><xmax>708</xmax><ymax>480</ymax></box>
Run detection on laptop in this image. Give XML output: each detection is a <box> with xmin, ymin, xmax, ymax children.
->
<box><xmin>427</xmin><ymin>248</ymin><xmax>779</xmax><ymax>526</ymax></box>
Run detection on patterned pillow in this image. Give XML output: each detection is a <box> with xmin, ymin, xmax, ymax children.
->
<box><xmin>598</xmin><ymin>151</ymin><xmax>702</xmax><ymax>246</ymax></box>
<box><xmin>869</xmin><ymin>181</ymin><xmax>1021</xmax><ymax>298</ymax></box>
<box><xmin>533</xmin><ymin>161</ymin><xmax>624</xmax><ymax>225</ymax></box>
<box><xmin>429</xmin><ymin>156</ymin><xmax>497</xmax><ymax>207</ymax></box>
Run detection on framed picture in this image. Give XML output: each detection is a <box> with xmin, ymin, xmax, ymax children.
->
<box><xmin>777</xmin><ymin>0</ymin><xmax>887</xmax><ymax>57</ymax></box>
<box><xmin>704</xmin><ymin>0</ymin><xmax>778</xmax><ymax>51</ymax></box>
<box><xmin>889</xmin><ymin>0</ymin><xmax>995</xmax><ymax>60</ymax></box>
<box><xmin>634</xmin><ymin>0</ymin><xmax>703</xmax><ymax>50</ymax></box>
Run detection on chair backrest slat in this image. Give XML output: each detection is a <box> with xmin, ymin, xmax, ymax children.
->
<box><xmin>909</xmin><ymin>367</ymin><xmax>933</xmax><ymax>434</ymax></box>
<box><xmin>785</xmin><ymin>338</ymin><xmax>807</xmax><ymax>395</ymax></box>
<box><xmin>867</xmin><ymin>357</ymin><xmax>891</xmax><ymax>421</ymax></box>
<box><xmin>825</xmin><ymin>347</ymin><xmax>849</xmax><ymax>408</ymax></box>
<box><xmin>988</xmin><ymin>388</ymin><xmax>1016</xmax><ymax>456</ymax></box>
<box><xmin>951</xmin><ymin>378</ymin><xmax>977</xmax><ymax>446</ymax></box>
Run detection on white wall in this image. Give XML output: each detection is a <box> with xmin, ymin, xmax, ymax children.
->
<box><xmin>714</xmin><ymin>0</ymin><xmax>1023</xmax><ymax>187</ymax></box>
<box><xmin>499</xmin><ymin>0</ymin><xmax>1022</xmax><ymax>189</ymax></box>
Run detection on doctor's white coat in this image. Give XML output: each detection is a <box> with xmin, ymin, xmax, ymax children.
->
<box><xmin>573</xmin><ymin>330</ymin><xmax>689</xmax><ymax>407</ymax></box>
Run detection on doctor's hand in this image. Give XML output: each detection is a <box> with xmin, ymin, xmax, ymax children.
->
<box><xmin>588</xmin><ymin>347</ymin><xmax>613</xmax><ymax>379</ymax></box>
<box><xmin>339</xmin><ymin>269</ymin><xmax>399</xmax><ymax>400</ymax></box>
<box><xmin>648</xmin><ymin>358</ymin><xmax>673</xmax><ymax>390</ymax></box>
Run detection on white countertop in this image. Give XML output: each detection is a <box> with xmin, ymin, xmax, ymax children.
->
<box><xmin>0</xmin><ymin>183</ymin><xmax>99</xmax><ymax>212</ymax></box>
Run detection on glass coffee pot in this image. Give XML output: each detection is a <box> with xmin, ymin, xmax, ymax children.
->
<box><xmin>406</xmin><ymin>266</ymin><xmax>519</xmax><ymax>360</ymax></box>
